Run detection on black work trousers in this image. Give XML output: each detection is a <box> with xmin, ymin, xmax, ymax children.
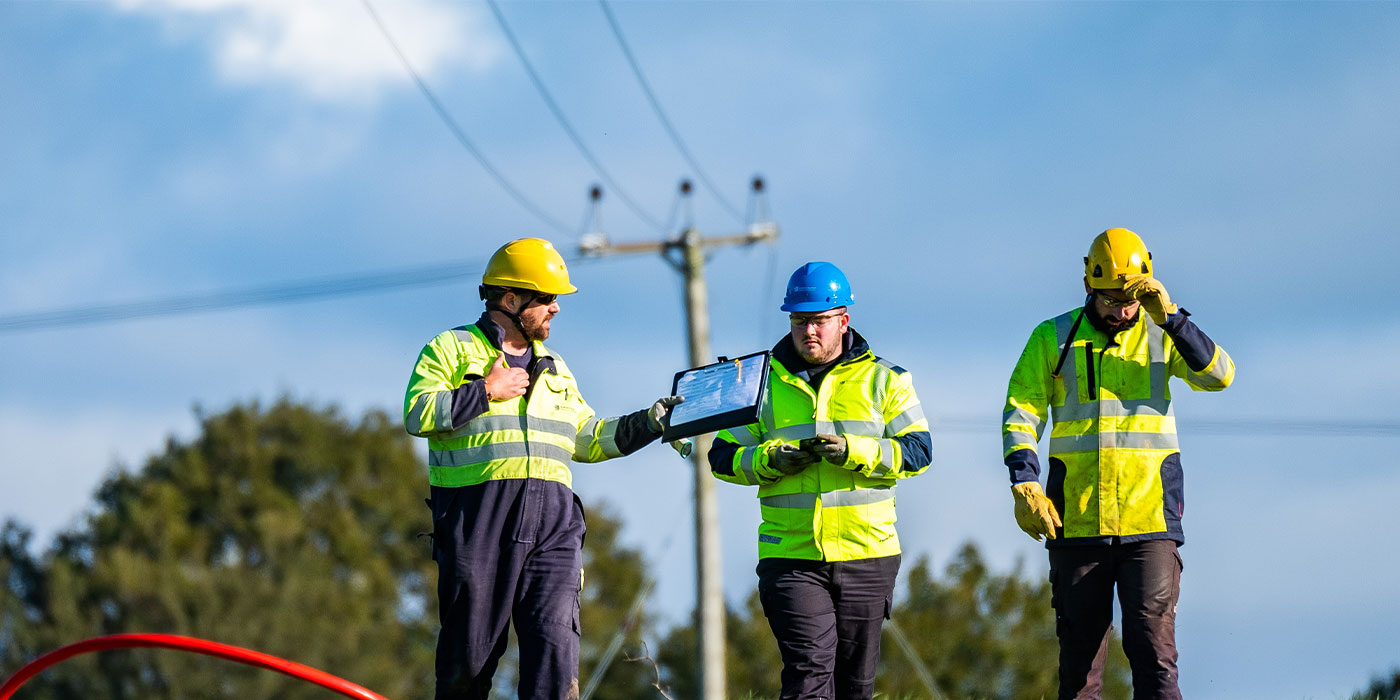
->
<box><xmin>431</xmin><ymin>480</ymin><xmax>585</xmax><ymax>700</ymax></box>
<box><xmin>756</xmin><ymin>554</ymin><xmax>900</xmax><ymax>700</ymax></box>
<box><xmin>1049</xmin><ymin>539</ymin><xmax>1183</xmax><ymax>700</ymax></box>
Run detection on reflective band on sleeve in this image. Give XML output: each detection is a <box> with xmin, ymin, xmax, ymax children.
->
<box><xmin>868</xmin><ymin>439</ymin><xmax>896</xmax><ymax>478</ymax></box>
<box><xmin>821</xmin><ymin>487</ymin><xmax>895</xmax><ymax>508</ymax></box>
<box><xmin>430</xmin><ymin>441</ymin><xmax>574</xmax><ymax>467</ymax></box>
<box><xmin>739</xmin><ymin>448</ymin><xmax>759</xmax><ymax>484</ymax></box>
<box><xmin>596</xmin><ymin>417</ymin><xmax>624</xmax><ymax>459</ymax></box>
<box><xmin>405</xmin><ymin>392</ymin><xmax>433</xmax><ymax>435</ymax></box>
<box><xmin>760</xmin><ymin>493</ymin><xmax>818</xmax><ymax>509</ymax></box>
<box><xmin>1003</xmin><ymin>429</ymin><xmax>1039</xmax><ymax>453</ymax></box>
<box><xmin>1003</xmin><ymin>406</ymin><xmax>1045</xmax><ymax>432</ymax></box>
<box><xmin>575</xmin><ymin>417</ymin><xmax>601</xmax><ymax>457</ymax></box>
<box><xmin>885</xmin><ymin>404</ymin><xmax>926</xmax><ymax>436</ymax></box>
<box><xmin>1187</xmin><ymin>346</ymin><xmax>1233</xmax><ymax>389</ymax></box>
<box><xmin>1049</xmin><ymin>431</ymin><xmax>1180</xmax><ymax>453</ymax></box>
<box><xmin>726</xmin><ymin>429</ymin><xmax>760</xmax><ymax>447</ymax></box>
<box><xmin>435</xmin><ymin>390</ymin><xmax>454</xmax><ymax>431</ymax></box>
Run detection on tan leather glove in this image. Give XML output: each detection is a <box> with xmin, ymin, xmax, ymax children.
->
<box><xmin>1122</xmin><ymin>274</ymin><xmax>1178</xmax><ymax>325</ymax></box>
<box><xmin>1011</xmin><ymin>481</ymin><xmax>1062</xmax><ymax>542</ymax></box>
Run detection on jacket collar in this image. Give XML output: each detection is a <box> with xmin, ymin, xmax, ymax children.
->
<box><xmin>473</xmin><ymin>312</ymin><xmax>558</xmax><ymax>375</ymax></box>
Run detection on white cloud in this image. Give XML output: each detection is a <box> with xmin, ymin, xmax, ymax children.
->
<box><xmin>111</xmin><ymin>0</ymin><xmax>501</xmax><ymax>102</ymax></box>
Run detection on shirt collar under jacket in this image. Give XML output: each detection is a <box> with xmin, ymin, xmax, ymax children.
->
<box><xmin>472</xmin><ymin>312</ymin><xmax>557</xmax><ymax>376</ymax></box>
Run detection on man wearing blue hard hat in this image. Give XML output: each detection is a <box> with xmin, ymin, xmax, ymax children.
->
<box><xmin>709</xmin><ymin>262</ymin><xmax>933</xmax><ymax>700</ymax></box>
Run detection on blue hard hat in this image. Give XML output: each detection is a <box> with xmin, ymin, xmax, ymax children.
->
<box><xmin>780</xmin><ymin>262</ymin><xmax>854</xmax><ymax>312</ymax></box>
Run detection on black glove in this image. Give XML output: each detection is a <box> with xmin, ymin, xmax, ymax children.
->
<box><xmin>768</xmin><ymin>444</ymin><xmax>817</xmax><ymax>475</ymax></box>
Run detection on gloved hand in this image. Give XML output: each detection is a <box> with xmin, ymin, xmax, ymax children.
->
<box><xmin>647</xmin><ymin>395</ymin><xmax>685</xmax><ymax>434</ymax></box>
<box><xmin>484</xmin><ymin>353</ymin><xmax>529</xmax><ymax>401</ymax></box>
<box><xmin>1011</xmin><ymin>481</ymin><xmax>1063</xmax><ymax>542</ymax></box>
<box><xmin>808</xmin><ymin>433</ymin><xmax>849</xmax><ymax>466</ymax></box>
<box><xmin>1122</xmin><ymin>274</ymin><xmax>1178</xmax><ymax>325</ymax></box>
<box><xmin>768</xmin><ymin>444</ymin><xmax>818</xmax><ymax>475</ymax></box>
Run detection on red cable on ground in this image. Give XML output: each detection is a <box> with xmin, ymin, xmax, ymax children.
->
<box><xmin>0</xmin><ymin>633</ymin><xmax>392</xmax><ymax>700</ymax></box>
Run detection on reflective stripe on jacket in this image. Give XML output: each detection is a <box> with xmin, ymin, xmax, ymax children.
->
<box><xmin>404</xmin><ymin>323</ymin><xmax>627</xmax><ymax>488</ymax></box>
<box><xmin>711</xmin><ymin>330</ymin><xmax>931</xmax><ymax>562</ymax></box>
<box><xmin>1002</xmin><ymin>308</ymin><xmax>1234</xmax><ymax>544</ymax></box>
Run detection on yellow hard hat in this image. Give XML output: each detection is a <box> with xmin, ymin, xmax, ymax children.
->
<box><xmin>1084</xmin><ymin>228</ymin><xmax>1153</xmax><ymax>290</ymax></box>
<box><xmin>481</xmin><ymin>238</ymin><xmax>578</xmax><ymax>295</ymax></box>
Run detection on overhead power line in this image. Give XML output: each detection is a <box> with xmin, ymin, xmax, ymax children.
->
<box><xmin>0</xmin><ymin>257</ymin><xmax>543</xmax><ymax>334</ymax></box>
<box><xmin>597</xmin><ymin>0</ymin><xmax>746</xmax><ymax>224</ymax></box>
<box><xmin>359</xmin><ymin>0</ymin><xmax>573</xmax><ymax>236</ymax></box>
<box><xmin>485</xmin><ymin>0</ymin><xmax>668</xmax><ymax>232</ymax></box>
<box><xmin>929</xmin><ymin>417</ymin><xmax>1400</xmax><ymax>437</ymax></box>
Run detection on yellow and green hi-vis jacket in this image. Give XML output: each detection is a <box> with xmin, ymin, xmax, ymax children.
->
<box><xmin>710</xmin><ymin>330</ymin><xmax>932</xmax><ymax>562</ymax></box>
<box><xmin>404</xmin><ymin>320</ymin><xmax>632</xmax><ymax>489</ymax></box>
<box><xmin>1003</xmin><ymin>306</ymin><xmax>1234</xmax><ymax>545</ymax></box>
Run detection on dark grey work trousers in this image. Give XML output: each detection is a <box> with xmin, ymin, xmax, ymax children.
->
<box><xmin>757</xmin><ymin>554</ymin><xmax>901</xmax><ymax>700</ymax></box>
<box><xmin>431</xmin><ymin>480</ymin><xmax>585</xmax><ymax>700</ymax></box>
<box><xmin>1049</xmin><ymin>539</ymin><xmax>1183</xmax><ymax>700</ymax></box>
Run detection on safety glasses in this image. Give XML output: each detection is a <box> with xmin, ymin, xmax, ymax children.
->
<box><xmin>1093</xmin><ymin>291</ymin><xmax>1138</xmax><ymax>308</ymax></box>
<box><xmin>788</xmin><ymin>311</ymin><xmax>845</xmax><ymax>328</ymax></box>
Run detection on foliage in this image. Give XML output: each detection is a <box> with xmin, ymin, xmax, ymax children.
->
<box><xmin>654</xmin><ymin>543</ymin><xmax>1130</xmax><ymax>700</ymax></box>
<box><xmin>0</xmin><ymin>399</ymin><xmax>657</xmax><ymax>700</ymax></box>
<box><xmin>654</xmin><ymin>591</ymin><xmax>784</xmax><ymax>700</ymax></box>
<box><xmin>1353</xmin><ymin>667</ymin><xmax>1400</xmax><ymax>700</ymax></box>
<box><xmin>880</xmin><ymin>543</ymin><xmax>1130</xmax><ymax>700</ymax></box>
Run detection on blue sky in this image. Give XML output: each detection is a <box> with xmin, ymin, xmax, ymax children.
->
<box><xmin>3</xmin><ymin>1</ymin><xmax>1399</xmax><ymax>698</ymax></box>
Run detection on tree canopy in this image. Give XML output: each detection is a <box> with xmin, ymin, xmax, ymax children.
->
<box><xmin>2</xmin><ymin>398</ymin><xmax>1126</xmax><ymax>699</ymax></box>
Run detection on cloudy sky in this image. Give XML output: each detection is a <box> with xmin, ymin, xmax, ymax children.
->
<box><xmin>3</xmin><ymin>1</ymin><xmax>1399</xmax><ymax>697</ymax></box>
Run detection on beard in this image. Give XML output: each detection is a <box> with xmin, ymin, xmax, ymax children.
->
<box><xmin>1086</xmin><ymin>302</ymin><xmax>1139</xmax><ymax>335</ymax></box>
<box><xmin>521</xmin><ymin>313</ymin><xmax>552</xmax><ymax>341</ymax></box>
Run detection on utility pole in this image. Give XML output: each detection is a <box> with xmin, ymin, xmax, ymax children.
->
<box><xmin>580</xmin><ymin>177</ymin><xmax>778</xmax><ymax>700</ymax></box>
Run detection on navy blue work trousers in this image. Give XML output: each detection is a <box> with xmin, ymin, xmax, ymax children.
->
<box><xmin>756</xmin><ymin>555</ymin><xmax>900</xmax><ymax>700</ymax></box>
<box><xmin>1049</xmin><ymin>539</ymin><xmax>1183</xmax><ymax>700</ymax></box>
<box><xmin>430</xmin><ymin>479</ymin><xmax>585</xmax><ymax>700</ymax></box>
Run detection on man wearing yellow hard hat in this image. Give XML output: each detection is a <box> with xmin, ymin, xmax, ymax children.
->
<box><xmin>403</xmin><ymin>238</ymin><xmax>682</xmax><ymax>700</ymax></box>
<box><xmin>1001</xmin><ymin>229</ymin><xmax>1234</xmax><ymax>699</ymax></box>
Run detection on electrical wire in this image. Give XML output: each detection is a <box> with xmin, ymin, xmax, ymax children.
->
<box><xmin>928</xmin><ymin>417</ymin><xmax>1400</xmax><ymax>437</ymax></box>
<box><xmin>484</xmin><ymin>0</ymin><xmax>668</xmax><ymax>233</ymax></box>
<box><xmin>0</xmin><ymin>256</ymin><xmax>589</xmax><ymax>334</ymax></box>
<box><xmin>597</xmin><ymin>0</ymin><xmax>745</xmax><ymax>224</ymax></box>
<box><xmin>359</xmin><ymin>0</ymin><xmax>573</xmax><ymax>236</ymax></box>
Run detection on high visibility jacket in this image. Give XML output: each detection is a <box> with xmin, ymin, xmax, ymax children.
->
<box><xmin>404</xmin><ymin>322</ymin><xmax>632</xmax><ymax>489</ymax></box>
<box><xmin>1002</xmin><ymin>307</ymin><xmax>1234</xmax><ymax>545</ymax></box>
<box><xmin>710</xmin><ymin>330</ymin><xmax>932</xmax><ymax>562</ymax></box>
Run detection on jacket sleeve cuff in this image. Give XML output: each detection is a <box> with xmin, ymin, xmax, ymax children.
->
<box><xmin>1005</xmin><ymin>448</ymin><xmax>1041</xmax><ymax>485</ymax></box>
<box><xmin>843</xmin><ymin>434</ymin><xmax>883</xmax><ymax>474</ymax></box>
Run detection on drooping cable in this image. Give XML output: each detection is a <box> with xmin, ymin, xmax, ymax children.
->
<box><xmin>360</xmin><ymin>0</ymin><xmax>573</xmax><ymax>235</ymax></box>
<box><xmin>597</xmin><ymin>0</ymin><xmax>745</xmax><ymax>224</ymax></box>
<box><xmin>0</xmin><ymin>256</ymin><xmax>596</xmax><ymax>334</ymax></box>
<box><xmin>484</xmin><ymin>0</ymin><xmax>668</xmax><ymax>232</ymax></box>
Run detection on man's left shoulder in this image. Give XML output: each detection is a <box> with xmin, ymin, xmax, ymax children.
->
<box><xmin>869</xmin><ymin>355</ymin><xmax>910</xmax><ymax>377</ymax></box>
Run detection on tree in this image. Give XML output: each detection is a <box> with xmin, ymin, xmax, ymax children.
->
<box><xmin>655</xmin><ymin>542</ymin><xmax>1130</xmax><ymax>700</ymax></box>
<box><xmin>0</xmin><ymin>399</ymin><xmax>658</xmax><ymax>700</ymax></box>
<box><xmin>655</xmin><ymin>591</ymin><xmax>784</xmax><ymax>700</ymax></box>
<box><xmin>1354</xmin><ymin>668</ymin><xmax>1400</xmax><ymax>700</ymax></box>
<box><xmin>880</xmin><ymin>543</ymin><xmax>1130</xmax><ymax>700</ymax></box>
